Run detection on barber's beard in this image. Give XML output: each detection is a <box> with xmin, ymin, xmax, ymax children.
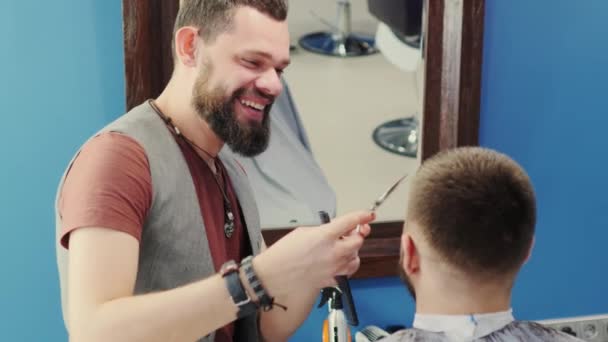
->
<box><xmin>192</xmin><ymin>65</ymin><xmax>272</xmax><ymax>157</ymax></box>
<box><xmin>399</xmin><ymin>250</ymin><xmax>417</xmax><ymax>300</ymax></box>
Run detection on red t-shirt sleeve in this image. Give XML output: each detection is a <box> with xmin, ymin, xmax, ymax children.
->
<box><xmin>58</xmin><ymin>132</ymin><xmax>152</xmax><ymax>249</ymax></box>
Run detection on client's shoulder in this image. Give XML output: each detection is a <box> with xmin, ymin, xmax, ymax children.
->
<box><xmin>380</xmin><ymin>328</ymin><xmax>447</xmax><ymax>342</ymax></box>
<box><xmin>488</xmin><ymin>320</ymin><xmax>585</xmax><ymax>341</ymax></box>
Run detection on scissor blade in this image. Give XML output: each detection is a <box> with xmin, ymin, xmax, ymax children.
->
<box><xmin>373</xmin><ymin>174</ymin><xmax>408</xmax><ymax>210</ymax></box>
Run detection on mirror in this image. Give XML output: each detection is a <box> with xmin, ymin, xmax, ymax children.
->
<box><xmin>276</xmin><ymin>0</ymin><xmax>424</xmax><ymax>228</ymax></box>
<box><xmin>122</xmin><ymin>0</ymin><xmax>484</xmax><ymax>278</ymax></box>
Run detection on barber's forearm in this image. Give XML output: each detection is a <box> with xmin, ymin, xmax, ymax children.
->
<box><xmin>259</xmin><ymin>285</ymin><xmax>319</xmax><ymax>342</ymax></box>
<box><xmin>251</xmin><ymin>238</ymin><xmax>325</xmax><ymax>341</ymax></box>
<box><xmin>70</xmin><ymin>274</ymin><xmax>237</xmax><ymax>342</ymax></box>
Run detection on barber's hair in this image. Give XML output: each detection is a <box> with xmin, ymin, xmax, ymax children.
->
<box><xmin>174</xmin><ymin>0</ymin><xmax>288</xmax><ymax>43</ymax></box>
<box><xmin>408</xmin><ymin>147</ymin><xmax>536</xmax><ymax>278</ymax></box>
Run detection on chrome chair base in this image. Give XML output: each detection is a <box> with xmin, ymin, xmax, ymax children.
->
<box><xmin>298</xmin><ymin>31</ymin><xmax>378</xmax><ymax>57</ymax></box>
<box><xmin>372</xmin><ymin>116</ymin><xmax>419</xmax><ymax>158</ymax></box>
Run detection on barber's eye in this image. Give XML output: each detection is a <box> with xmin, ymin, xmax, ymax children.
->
<box><xmin>242</xmin><ymin>59</ymin><xmax>260</xmax><ymax>68</ymax></box>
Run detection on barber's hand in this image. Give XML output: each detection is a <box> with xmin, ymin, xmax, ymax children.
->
<box><xmin>253</xmin><ymin>211</ymin><xmax>374</xmax><ymax>297</ymax></box>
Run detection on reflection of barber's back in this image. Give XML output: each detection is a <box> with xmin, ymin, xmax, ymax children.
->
<box><xmin>222</xmin><ymin>79</ymin><xmax>337</xmax><ymax>228</ymax></box>
<box><xmin>380</xmin><ymin>321</ymin><xmax>584</xmax><ymax>342</ymax></box>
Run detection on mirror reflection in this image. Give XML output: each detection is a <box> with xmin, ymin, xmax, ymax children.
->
<box><xmin>225</xmin><ymin>0</ymin><xmax>425</xmax><ymax>228</ymax></box>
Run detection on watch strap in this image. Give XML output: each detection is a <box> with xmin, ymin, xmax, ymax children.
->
<box><xmin>220</xmin><ymin>260</ymin><xmax>258</xmax><ymax>318</ymax></box>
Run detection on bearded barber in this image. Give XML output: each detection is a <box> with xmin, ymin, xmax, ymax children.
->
<box><xmin>54</xmin><ymin>1</ymin><xmax>373</xmax><ymax>341</ymax></box>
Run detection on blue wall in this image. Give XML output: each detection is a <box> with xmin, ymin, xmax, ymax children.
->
<box><xmin>293</xmin><ymin>0</ymin><xmax>608</xmax><ymax>340</ymax></box>
<box><xmin>0</xmin><ymin>1</ymin><xmax>125</xmax><ymax>340</ymax></box>
<box><xmin>479</xmin><ymin>0</ymin><xmax>608</xmax><ymax>319</ymax></box>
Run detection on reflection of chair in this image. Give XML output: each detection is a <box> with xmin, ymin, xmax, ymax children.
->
<box><xmin>221</xmin><ymin>78</ymin><xmax>337</xmax><ymax>228</ymax></box>
<box><xmin>368</xmin><ymin>0</ymin><xmax>423</xmax><ymax>158</ymax></box>
<box><xmin>298</xmin><ymin>0</ymin><xmax>378</xmax><ymax>57</ymax></box>
<box><xmin>368</xmin><ymin>0</ymin><xmax>423</xmax><ymax>48</ymax></box>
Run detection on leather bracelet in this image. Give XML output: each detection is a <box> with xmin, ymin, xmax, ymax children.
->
<box><xmin>240</xmin><ymin>256</ymin><xmax>275</xmax><ymax>311</ymax></box>
<box><xmin>220</xmin><ymin>260</ymin><xmax>258</xmax><ymax>318</ymax></box>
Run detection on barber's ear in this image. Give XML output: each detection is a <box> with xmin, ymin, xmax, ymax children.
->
<box><xmin>175</xmin><ymin>26</ymin><xmax>200</xmax><ymax>67</ymax></box>
<box><xmin>401</xmin><ymin>233</ymin><xmax>420</xmax><ymax>275</ymax></box>
<box><xmin>524</xmin><ymin>236</ymin><xmax>535</xmax><ymax>264</ymax></box>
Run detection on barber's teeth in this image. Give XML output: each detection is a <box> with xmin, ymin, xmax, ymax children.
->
<box><xmin>240</xmin><ymin>99</ymin><xmax>265</xmax><ymax>111</ymax></box>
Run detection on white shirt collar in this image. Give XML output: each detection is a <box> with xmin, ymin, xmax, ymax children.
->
<box><xmin>413</xmin><ymin>309</ymin><xmax>515</xmax><ymax>341</ymax></box>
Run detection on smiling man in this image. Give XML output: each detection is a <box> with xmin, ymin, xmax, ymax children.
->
<box><xmin>55</xmin><ymin>1</ymin><xmax>374</xmax><ymax>341</ymax></box>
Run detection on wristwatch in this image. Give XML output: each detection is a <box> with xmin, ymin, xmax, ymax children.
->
<box><xmin>220</xmin><ymin>260</ymin><xmax>258</xmax><ymax>318</ymax></box>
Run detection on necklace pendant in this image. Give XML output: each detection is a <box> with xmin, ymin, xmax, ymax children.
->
<box><xmin>224</xmin><ymin>211</ymin><xmax>235</xmax><ymax>238</ymax></box>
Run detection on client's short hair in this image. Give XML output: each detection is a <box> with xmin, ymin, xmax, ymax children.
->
<box><xmin>407</xmin><ymin>147</ymin><xmax>536</xmax><ymax>278</ymax></box>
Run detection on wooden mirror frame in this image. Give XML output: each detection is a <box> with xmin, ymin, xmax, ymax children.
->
<box><xmin>122</xmin><ymin>0</ymin><xmax>485</xmax><ymax>278</ymax></box>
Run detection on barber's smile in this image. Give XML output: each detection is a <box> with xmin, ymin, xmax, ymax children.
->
<box><xmin>235</xmin><ymin>96</ymin><xmax>270</xmax><ymax>122</ymax></box>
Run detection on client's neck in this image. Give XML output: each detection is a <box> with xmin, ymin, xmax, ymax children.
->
<box><xmin>415</xmin><ymin>274</ymin><xmax>512</xmax><ymax>315</ymax></box>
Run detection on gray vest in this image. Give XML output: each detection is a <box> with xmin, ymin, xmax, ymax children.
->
<box><xmin>55</xmin><ymin>102</ymin><xmax>263</xmax><ymax>341</ymax></box>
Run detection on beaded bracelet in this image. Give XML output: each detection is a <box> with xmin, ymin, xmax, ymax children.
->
<box><xmin>240</xmin><ymin>256</ymin><xmax>287</xmax><ymax>312</ymax></box>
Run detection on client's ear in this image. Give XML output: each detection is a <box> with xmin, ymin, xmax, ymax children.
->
<box><xmin>401</xmin><ymin>233</ymin><xmax>420</xmax><ymax>275</ymax></box>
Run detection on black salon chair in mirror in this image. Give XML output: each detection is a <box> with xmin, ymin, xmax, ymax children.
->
<box><xmin>369</xmin><ymin>0</ymin><xmax>423</xmax><ymax>158</ymax></box>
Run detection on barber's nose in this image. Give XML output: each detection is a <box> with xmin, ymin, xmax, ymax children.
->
<box><xmin>255</xmin><ymin>69</ymin><xmax>283</xmax><ymax>97</ymax></box>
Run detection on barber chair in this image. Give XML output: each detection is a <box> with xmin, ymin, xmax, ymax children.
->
<box><xmin>298</xmin><ymin>0</ymin><xmax>378</xmax><ymax>57</ymax></box>
<box><xmin>368</xmin><ymin>0</ymin><xmax>423</xmax><ymax>158</ymax></box>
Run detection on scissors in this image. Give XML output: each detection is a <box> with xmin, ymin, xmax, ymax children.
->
<box><xmin>356</xmin><ymin>173</ymin><xmax>408</xmax><ymax>233</ymax></box>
